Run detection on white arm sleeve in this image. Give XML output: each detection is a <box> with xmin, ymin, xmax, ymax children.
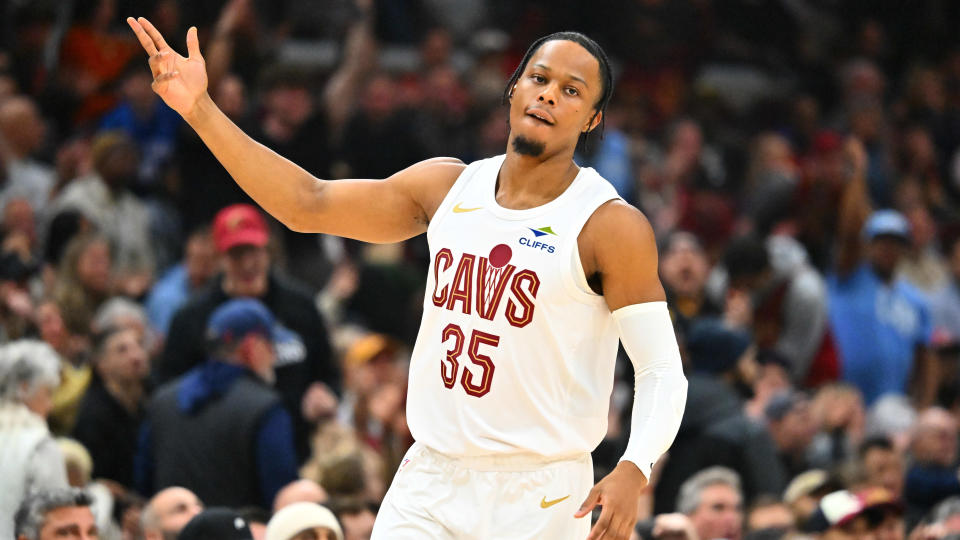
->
<box><xmin>613</xmin><ymin>301</ymin><xmax>688</xmax><ymax>480</ymax></box>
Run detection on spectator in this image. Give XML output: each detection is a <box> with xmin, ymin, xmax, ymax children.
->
<box><xmin>864</xmin><ymin>395</ymin><xmax>917</xmax><ymax>453</ymax></box>
<box><xmin>745</xmin><ymin>350</ymin><xmax>793</xmax><ymax>421</ymax></box>
<box><xmin>158</xmin><ymin>204</ymin><xmax>337</xmax><ymax>461</ymax></box>
<box><xmin>140</xmin><ymin>486</ymin><xmax>203</xmax><ymax>540</ymax></box>
<box><xmin>676</xmin><ymin>467</ymin><xmax>744</xmax><ymax>540</ymax></box>
<box><xmin>98</xmin><ymin>61</ymin><xmax>181</xmax><ymax>189</ymax></box>
<box><xmin>713</xmin><ymin>234</ymin><xmax>830</xmax><ymax>383</ymax></box>
<box><xmin>240</xmin><ymin>506</ymin><xmax>270</xmax><ymax>539</ymax></box>
<box><xmin>36</xmin><ymin>300</ymin><xmax>92</xmax><ymax>435</ymax></box>
<box><xmin>930</xmin><ymin>234</ymin><xmax>960</xmax><ymax>348</ymax></box>
<box><xmin>857</xmin><ymin>437</ymin><xmax>904</xmax><ymax>499</ymax></box>
<box><xmin>14</xmin><ymin>487</ymin><xmax>98</xmax><ymax>540</ymax></box>
<box><xmin>655</xmin><ymin>319</ymin><xmax>786</xmax><ymax>514</ymax></box>
<box><xmin>659</xmin><ymin>231</ymin><xmax>720</xmax><ymax>337</ymax></box>
<box><xmin>177</xmin><ymin>507</ymin><xmax>254</xmax><ymax>540</ymax></box>
<box><xmin>52</xmin><ymin>232</ymin><xmax>112</xmax><ymax>336</ymax></box>
<box><xmin>340</xmin><ymin>73</ymin><xmax>431</xmax><ymax>180</ymax></box>
<box><xmin>829</xmin><ymin>139</ymin><xmax>936</xmax><ymax>406</ymax></box>
<box><xmin>904</xmin><ymin>408</ymin><xmax>960</xmax><ymax>518</ymax></box>
<box><xmin>926</xmin><ymin>497</ymin><xmax>960</xmax><ymax>536</ymax></box>
<box><xmin>56</xmin><ymin>437</ymin><xmax>120</xmax><ymax>540</ymax></box>
<box><xmin>144</xmin><ymin>226</ymin><xmax>217</xmax><ymax>337</ymax></box>
<box><xmin>763</xmin><ymin>391</ymin><xmax>819</xmax><ymax>478</ymax></box>
<box><xmin>807</xmin><ymin>383</ymin><xmax>866</xmax><ymax>470</ymax></box>
<box><xmin>266</xmin><ymin>502</ymin><xmax>343</xmax><ymax>540</ymax></box>
<box><xmin>0</xmin><ymin>96</ymin><xmax>54</xmax><ymax>214</ymax></box>
<box><xmin>56</xmin><ymin>0</ymin><xmax>138</xmax><ymax>125</ymax></box>
<box><xmin>782</xmin><ymin>469</ymin><xmax>841</xmax><ymax>526</ymax></box>
<box><xmin>802</xmin><ymin>488</ymin><xmax>903</xmax><ymax>540</ymax></box>
<box><xmin>329</xmin><ymin>498</ymin><xmax>375</xmax><ymax>540</ymax></box>
<box><xmin>745</xmin><ymin>496</ymin><xmax>794</xmax><ymax>533</ymax></box>
<box><xmin>48</xmin><ymin>132</ymin><xmax>155</xmax><ymax>296</ymax></box>
<box><xmin>896</xmin><ymin>204</ymin><xmax>948</xmax><ymax>294</ymax></box>
<box><xmin>274</xmin><ymin>479</ymin><xmax>330</xmax><ymax>513</ymax></box>
<box><xmin>139</xmin><ymin>298</ymin><xmax>299</xmax><ymax>508</ymax></box>
<box><xmin>72</xmin><ymin>325</ymin><xmax>149</xmax><ymax>489</ymax></box>
<box><xmin>0</xmin><ymin>340</ymin><xmax>68</xmax><ymax>539</ymax></box>
<box><xmin>90</xmin><ymin>296</ymin><xmax>159</xmax><ymax>358</ymax></box>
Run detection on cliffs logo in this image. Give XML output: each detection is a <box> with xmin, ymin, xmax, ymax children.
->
<box><xmin>519</xmin><ymin>225</ymin><xmax>557</xmax><ymax>253</ymax></box>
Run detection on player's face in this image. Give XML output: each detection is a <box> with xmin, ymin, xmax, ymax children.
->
<box><xmin>507</xmin><ymin>40</ymin><xmax>603</xmax><ymax>157</ymax></box>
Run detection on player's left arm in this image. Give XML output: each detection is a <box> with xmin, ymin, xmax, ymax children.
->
<box><xmin>575</xmin><ymin>200</ymin><xmax>688</xmax><ymax>540</ymax></box>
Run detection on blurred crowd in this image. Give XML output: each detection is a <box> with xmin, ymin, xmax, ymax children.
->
<box><xmin>3</xmin><ymin>0</ymin><xmax>960</xmax><ymax>539</ymax></box>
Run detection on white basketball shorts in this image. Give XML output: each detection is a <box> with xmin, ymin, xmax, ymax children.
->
<box><xmin>371</xmin><ymin>442</ymin><xmax>594</xmax><ymax>540</ymax></box>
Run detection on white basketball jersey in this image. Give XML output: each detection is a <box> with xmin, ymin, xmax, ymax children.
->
<box><xmin>406</xmin><ymin>154</ymin><xmax>623</xmax><ymax>459</ymax></box>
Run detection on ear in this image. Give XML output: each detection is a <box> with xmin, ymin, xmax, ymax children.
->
<box><xmin>583</xmin><ymin>110</ymin><xmax>603</xmax><ymax>133</ymax></box>
<box><xmin>509</xmin><ymin>84</ymin><xmax>517</xmax><ymax>100</ymax></box>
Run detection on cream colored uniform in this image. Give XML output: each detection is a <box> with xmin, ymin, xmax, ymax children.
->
<box><xmin>373</xmin><ymin>155</ymin><xmax>624</xmax><ymax>539</ymax></box>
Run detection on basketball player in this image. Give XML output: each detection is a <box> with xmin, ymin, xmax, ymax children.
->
<box><xmin>127</xmin><ymin>17</ymin><xmax>687</xmax><ymax>540</ymax></box>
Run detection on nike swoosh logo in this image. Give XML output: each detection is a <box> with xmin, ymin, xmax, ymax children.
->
<box><xmin>453</xmin><ymin>202</ymin><xmax>483</xmax><ymax>213</ymax></box>
<box><xmin>540</xmin><ymin>495</ymin><xmax>570</xmax><ymax>509</ymax></box>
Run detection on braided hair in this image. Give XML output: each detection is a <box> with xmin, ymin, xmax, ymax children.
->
<box><xmin>502</xmin><ymin>31</ymin><xmax>614</xmax><ymax>141</ymax></box>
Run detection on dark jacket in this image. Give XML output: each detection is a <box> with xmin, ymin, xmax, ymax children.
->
<box><xmin>653</xmin><ymin>373</ymin><xmax>787</xmax><ymax>513</ymax></box>
<box><xmin>157</xmin><ymin>272</ymin><xmax>337</xmax><ymax>459</ymax></box>
<box><xmin>137</xmin><ymin>361</ymin><xmax>298</xmax><ymax>508</ymax></box>
<box><xmin>72</xmin><ymin>375</ymin><xmax>144</xmax><ymax>488</ymax></box>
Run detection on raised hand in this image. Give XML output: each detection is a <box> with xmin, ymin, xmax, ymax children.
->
<box><xmin>127</xmin><ymin>17</ymin><xmax>208</xmax><ymax>119</ymax></box>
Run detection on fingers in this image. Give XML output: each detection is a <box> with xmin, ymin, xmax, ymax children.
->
<box><xmin>186</xmin><ymin>26</ymin><xmax>202</xmax><ymax>60</ymax></box>
<box><xmin>146</xmin><ymin>49</ymin><xmax>178</xmax><ymax>79</ymax></box>
<box><xmin>127</xmin><ymin>17</ymin><xmax>158</xmax><ymax>56</ymax></box>
<box><xmin>575</xmin><ymin>487</ymin><xmax>601</xmax><ymax>519</ymax></box>
<box><xmin>151</xmin><ymin>71</ymin><xmax>179</xmax><ymax>92</ymax></box>
<box><xmin>587</xmin><ymin>506</ymin><xmax>613</xmax><ymax>540</ymax></box>
<box><xmin>137</xmin><ymin>17</ymin><xmax>171</xmax><ymax>52</ymax></box>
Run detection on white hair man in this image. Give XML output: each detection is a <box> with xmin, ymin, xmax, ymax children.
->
<box><xmin>0</xmin><ymin>340</ymin><xmax>68</xmax><ymax>538</ymax></box>
<box><xmin>677</xmin><ymin>467</ymin><xmax>744</xmax><ymax>540</ymax></box>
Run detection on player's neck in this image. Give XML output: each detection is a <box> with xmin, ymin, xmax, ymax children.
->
<box><xmin>497</xmin><ymin>151</ymin><xmax>579</xmax><ymax>210</ymax></box>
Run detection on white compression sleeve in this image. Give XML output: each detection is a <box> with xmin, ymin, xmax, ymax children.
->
<box><xmin>613</xmin><ymin>301</ymin><xmax>688</xmax><ymax>480</ymax></box>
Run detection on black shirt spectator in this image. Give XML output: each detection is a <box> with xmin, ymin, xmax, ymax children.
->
<box><xmin>156</xmin><ymin>205</ymin><xmax>337</xmax><ymax>461</ymax></box>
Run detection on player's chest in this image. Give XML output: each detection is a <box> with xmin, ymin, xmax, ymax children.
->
<box><xmin>427</xmin><ymin>215</ymin><xmax>571</xmax><ymax>324</ymax></box>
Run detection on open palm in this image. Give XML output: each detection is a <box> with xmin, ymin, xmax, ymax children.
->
<box><xmin>127</xmin><ymin>17</ymin><xmax>208</xmax><ymax>118</ymax></box>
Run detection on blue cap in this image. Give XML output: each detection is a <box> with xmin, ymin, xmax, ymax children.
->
<box><xmin>206</xmin><ymin>298</ymin><xmax>292</xmax><ymax>346</ymax></box>
<box><xmin>863</xmin><ymin>210</ymin><xmax>910</xmax><ymax>242</ymax></box>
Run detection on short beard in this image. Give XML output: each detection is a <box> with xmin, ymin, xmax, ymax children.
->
<box><xmin>512</xmin><ymin>135</ymin><xmax>546</xmax><ymax>157</ymax></box>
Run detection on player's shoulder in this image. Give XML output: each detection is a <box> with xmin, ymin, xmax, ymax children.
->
<box><xmin>394</xmin><ymin>156</ymin><xmax>467</xmax><ymax>181</ymax></box>
<box><xmin>583</xmin><ymin>199</ymin><xmax>655</xmax><ymax>245</ymax></box>
<box><xmin>389</xmin><ymin>157</ymin><xmax>468</xmax><ymax>220</ymax></box>
<box><xmin>579</xmin><ymin>199</ymin><xmax>658</xmax><ymax>271</ymax></box>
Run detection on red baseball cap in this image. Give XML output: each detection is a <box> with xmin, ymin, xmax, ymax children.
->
<box><xmin>212</xmin><ymin>204</ymin><xmax>269</xmax><ymax>252</ymax></box>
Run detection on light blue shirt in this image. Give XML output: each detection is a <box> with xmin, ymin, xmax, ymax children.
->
<box><xmin>144</xmin><ymin>264</ymin><xmax>190</xmax><ymax>335</ymax></box>
<box><xmin>827</xmin><ymin>264</ymin><xmax>933</xmax><ymax>405</ymax></box>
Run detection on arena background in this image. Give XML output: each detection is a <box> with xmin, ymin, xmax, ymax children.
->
<box><xmin>2</xmin><ymin>1</ymin><xmax>960</xmax><ymax>539</ymax></box>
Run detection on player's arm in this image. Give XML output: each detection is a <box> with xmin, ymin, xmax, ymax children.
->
<box><xmin>576</xmin><ymin>200</ymin><xmax>688</xmax><ymax>540</ymax></box>
<box><xmin>127</xmin><ymin>17</ymin><xmax>462</xmax><ymax>244</ymax></box>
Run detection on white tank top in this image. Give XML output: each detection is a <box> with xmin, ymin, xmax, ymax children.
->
<box><xmin>406</xmin><ymin>154</ymin><xmax>623</xmax><ymax>459</ymax></box>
